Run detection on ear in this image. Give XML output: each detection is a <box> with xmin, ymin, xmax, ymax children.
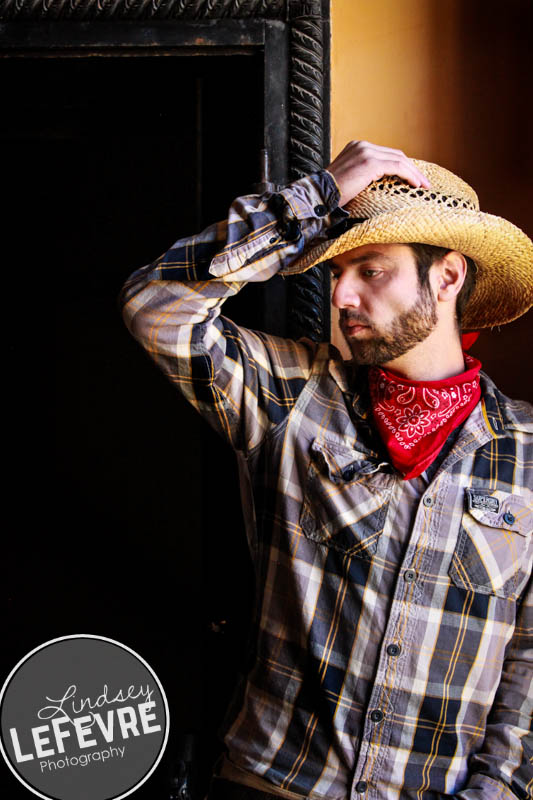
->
<box><xmin>432</xmin><ymin>251</ymin><xmax>467</xmax><ymax>303</ymax></box>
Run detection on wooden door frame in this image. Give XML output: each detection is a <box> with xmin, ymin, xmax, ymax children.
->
<box><xmin>0</xmin><ymin>0</ymin><xmax>332</xmax><ymax>341</ymax></box>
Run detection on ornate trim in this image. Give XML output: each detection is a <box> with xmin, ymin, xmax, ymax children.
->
<box><xmin>0</xmin><ymin>0</ymin><xmax>286</xmax><ymax>20</ymax></box>
<box><xmin>287</xmin><ymin>0</ymin><xmax>329</xmax><ymax>341</ymax></box>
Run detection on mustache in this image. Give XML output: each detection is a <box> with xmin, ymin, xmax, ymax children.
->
<box><xmin>339</xmin><ymin>310</ymin><xmax>374</xmax><ymax>328</ymax></box>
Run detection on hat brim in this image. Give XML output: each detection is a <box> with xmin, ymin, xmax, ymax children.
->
<box><xmin>280</xmin><ymin>207</ymin><xmax>533</xmax><ymax>330</ymax></box>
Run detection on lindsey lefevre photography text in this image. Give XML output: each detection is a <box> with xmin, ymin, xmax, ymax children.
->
<box><xmin>9</xmin><ymin>683</ymin><xmax>161</xmax><ymax>770</ymax></box>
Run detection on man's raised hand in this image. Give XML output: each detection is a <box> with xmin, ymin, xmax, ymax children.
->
<box><xmin>326</xmin><ymin>140</ymin><xmax>431</xmax><ymax>208</ymax></box>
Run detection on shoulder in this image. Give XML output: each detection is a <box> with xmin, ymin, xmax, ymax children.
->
<box><xmin>480</xmin><ymin>370</ymin><xmax>533</xmax><ymax>436</ymax></box>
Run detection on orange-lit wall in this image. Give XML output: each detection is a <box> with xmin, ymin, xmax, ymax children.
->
<box><xmin>329</xmin><ymin>0</ymin><xmax>533</xmax><ymax>401</ymax></box>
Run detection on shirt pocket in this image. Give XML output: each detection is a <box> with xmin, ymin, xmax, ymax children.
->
<box><xmin>299</xmin><ymin>437</ymin><xmax>393</xmax><ymax>560</ymax></box>
<box><xmin>449</xmin><ymin>489</ymin><xmax>533</xmax><ymax>600</ymax></box>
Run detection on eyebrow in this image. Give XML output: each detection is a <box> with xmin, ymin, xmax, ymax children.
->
<box><xmin>330</xmin><ymin>250</ymin><xmax>395</xmax><ymax>268</ymax></box>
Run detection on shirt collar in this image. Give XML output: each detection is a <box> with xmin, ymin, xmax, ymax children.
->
<box><xmin>327</xmin><ymin>355</ymin><xmax>370</xmax><ymax>419</ymax></box>
<box><xmin>327</xmin><ymin>353</ymin><xmax>530</xmax><ymax>437</ymax></box>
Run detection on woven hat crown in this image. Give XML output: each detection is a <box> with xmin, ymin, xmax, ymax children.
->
<box><xmin>345</xmin><ymin>160</ymin><xmax>479</xmax><ymax>218</ymax></box>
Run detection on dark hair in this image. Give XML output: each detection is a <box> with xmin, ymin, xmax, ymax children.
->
<box><xmin>408</xmin><ymin>243</ymin><xmax>477</xmax><ymax>328</ymax></box>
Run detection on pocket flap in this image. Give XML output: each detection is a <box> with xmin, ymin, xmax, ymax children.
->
<box><xmin>465</xmin><ymin>489</ymin><xmax>533</xmax><ymax>537</ymax></box>
<box><xmin>310</xmin><ymin>438</ymin><xmax>388</xmax><ymax>484</ymax></box>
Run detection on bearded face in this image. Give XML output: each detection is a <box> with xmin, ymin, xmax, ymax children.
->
<box><xmin>339</xmin><ymin>279</ymin><xmax>438</xmax><ymax>365</ymax></box>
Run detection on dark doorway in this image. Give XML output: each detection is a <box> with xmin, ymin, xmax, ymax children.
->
<box><xmin>3</xmin><ymin>52</ymin><xmax>267</xmax><ymax>797</ymax></box>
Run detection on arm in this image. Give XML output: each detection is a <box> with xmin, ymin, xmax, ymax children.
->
<box><xmin>427</xmin><ymin>577</ymin><xmax>532</xmax><ymax>799</ymax></box>
<box><xmin>453</xmin><ymin>575</ymin><xmax>533</xmax><ymax>799</ymax></box>
<box><xmin>119</xmin><ymin>170</ymin><xmax>345</xmax><ymax>452</ymax></box>
<box><xmin>119</xmin><ymin>141</ymin><xmax>427</xmax><ymax>452</ymax></box>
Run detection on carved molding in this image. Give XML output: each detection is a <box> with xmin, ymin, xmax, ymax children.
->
<box><xmin>287</xmin><ymin>0</ymin><xmax>321</xmax><ymax>20</ymax></box>
<box><xmin>0</xmin><ymin>0</ymin><xmax>286</xmax><ymax>20</ymax></box>
<box><xmin>287</xmin><ymin>0</ymin><xmax>329</xmax><ymax>342</ymax></box>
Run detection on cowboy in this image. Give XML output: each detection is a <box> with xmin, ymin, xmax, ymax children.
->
<box><xmin>119</xmin><ymin>140</ymin><xmax>533</xmax><ymax>799</ymax></box>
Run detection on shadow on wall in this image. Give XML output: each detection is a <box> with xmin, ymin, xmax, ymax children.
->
<box><xmin>431</xmin><ymin>0</ymin><xmax>532</xmax><ymax>403</ymax></box>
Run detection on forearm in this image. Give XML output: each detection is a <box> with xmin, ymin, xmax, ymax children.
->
<box><xmin>119</xmin><ymin>169</ymin><xmax>345</xmax><ymax>370</ymax></box>
<box><xmin>119</xmin><ymin>170</ymin><xmax>344</xmax><ymax>450</ymax></box>
<box><xmin>119</xmin><ymin>169</ymin><xmax>344</xmax><ymax>303</ymax></box>
<box><xmin>119</xmin><ymin>169</ymin><xmax>343</xmax><ymax>384</ymax></box>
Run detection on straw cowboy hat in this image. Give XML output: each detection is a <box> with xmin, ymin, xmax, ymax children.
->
<box><xmin>280</xmin><ymin>160</ymin><xmax>533</xmax><ymax>330</ymax></box>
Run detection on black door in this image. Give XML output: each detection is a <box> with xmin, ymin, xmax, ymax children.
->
<box><xmin>2</xmin><ymin>52</ymin><xmax>268</xmax><ymax>797</ymax></box>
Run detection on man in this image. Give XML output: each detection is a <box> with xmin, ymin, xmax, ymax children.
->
<box><xmin>120</xmin><ymin>141</ymin><xmax>533</xmax><ymax>799</ymax></box>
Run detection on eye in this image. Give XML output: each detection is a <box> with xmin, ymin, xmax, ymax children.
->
<box><xmin>362</xmin><ymin>269</ymin><xmax>382</xmax><ymax>278</ymax></box>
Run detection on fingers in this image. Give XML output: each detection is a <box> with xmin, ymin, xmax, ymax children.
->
<box><xmin>370</xmin><ymin>155</ymin><xmax>431</xmax><ymax>190</ymax></box>
<box><xmin>327</xmin><ymin>139</ymin><xmax>432</xmax><ymax>207</ymax></box>
<box><xmin>358</xmin><ymin>141</ymin><xmax>430</xmax><ymax>189</ymax></box>
<box><xmin>336</xmin><ymin>140</ymin><xmax>431</xmax><ymax>189</ymax></box>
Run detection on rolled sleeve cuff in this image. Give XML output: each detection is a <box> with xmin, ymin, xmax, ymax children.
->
<box><xmin>208</xmin><ymin>170</ymin><xmax>349</xmax><ymax>281</ymax></box>
<box><xmin>279</xmin><ymin>169</ymin><xmax>344</xmax><ymax>223</ymax></box>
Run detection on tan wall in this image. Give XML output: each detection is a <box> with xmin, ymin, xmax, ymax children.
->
<box><xmin>330</xmin><ymin>0</ymin><xmax>533</xmax><ymax>402</ymax></box>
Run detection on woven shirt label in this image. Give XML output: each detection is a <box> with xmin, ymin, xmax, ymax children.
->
<box><xmin>470</xmin><ymin>493</ymin><xmax>500</xmax><ymax>513</ymax></box>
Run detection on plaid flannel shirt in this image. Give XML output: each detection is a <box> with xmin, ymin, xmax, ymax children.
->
<box><xmin>119</xmin><ymin>171</ymin><xmax>533</xmax><ymax>799</ymax></box>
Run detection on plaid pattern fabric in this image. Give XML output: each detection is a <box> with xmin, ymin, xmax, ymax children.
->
<box><xmin>120</xmin><ymin>171</ymin><xmax>533</xmax><ymax>799</ymax></box>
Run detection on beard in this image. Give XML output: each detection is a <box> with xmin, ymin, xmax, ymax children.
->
<box><xmin>340</xmin><ymin>282</ymin><xmax>438</xmax><ymax>366</ymax></box>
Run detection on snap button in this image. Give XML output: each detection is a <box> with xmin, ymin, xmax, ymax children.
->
<box><xmin>423</xmin><ymin>496</ymin><xmax>434</xmax><ymax>507</ymax></box>
<box><xmin>370</xmin><ymin>709</ymin><xmax>384</xmax><ymax>723</ymax></box>
<box><xmin>281</xmin><ymin>219</ymin><xmax>301</xmax><ymax>241</ymax></box>
<box><xmin>314</xmin><ymin>203</ymin><xmax>327</xmax><ymax>216</ymax></box>
<box><xmin>342</xmin><ymin>465</ymin><xmax>356</xmax><ymax>482</ymax></box>
<box><xmin>386</xmin><ymin>643</ymin><xmax>401</xmax><ymax>657</ymax></box>
<box><xmin>355</xmin><ymin>781</ymin><xmax>368</xmax><ymax>793</ymax></box>
<box><xmin>404</xmin><ymin>569</ymin><xmax>416</xmax><ymax>583</ymax></box>
<box><xmin>503</xmin><ymin>511</ymin><xmax>515</xmax><ymax>525</ymax></box>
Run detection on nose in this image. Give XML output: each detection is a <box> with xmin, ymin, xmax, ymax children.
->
<box><xmin>331</xmin><ymin>273</ymin><xmax>361</xmax><ymax>309</ymax></box>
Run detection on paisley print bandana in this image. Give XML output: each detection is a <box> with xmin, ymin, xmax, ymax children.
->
<box><xmin>461</xmin><ymin>332</ymin><xmax>479</xmax><ymax>350</ymax></box>
<box><xmin>369</xmin><ymin>354</ymin><xmax>482</xmax><ymax>480</ymax></box>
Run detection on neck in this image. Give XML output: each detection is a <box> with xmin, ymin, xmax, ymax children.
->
<box><xmin>381</xmin><ymin>325</ymin><xmax>465</xmax><ymax>381</ymax></box>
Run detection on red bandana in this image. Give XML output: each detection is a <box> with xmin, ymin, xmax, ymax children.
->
<box><xmin>369</xmin><ymin>354</ymin><xmax>482</xmax><ymax>480</ymax></box>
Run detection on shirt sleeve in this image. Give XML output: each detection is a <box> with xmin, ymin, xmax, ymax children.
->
<box><xmin>119</xmin><ymin>170</ymin><xmax>346</xmax><ymax>453</ymax></box>
<box><xmin>454</xmin><ymin>574</ymin><xmax>533</xmax><ymax>799</ymax></box>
